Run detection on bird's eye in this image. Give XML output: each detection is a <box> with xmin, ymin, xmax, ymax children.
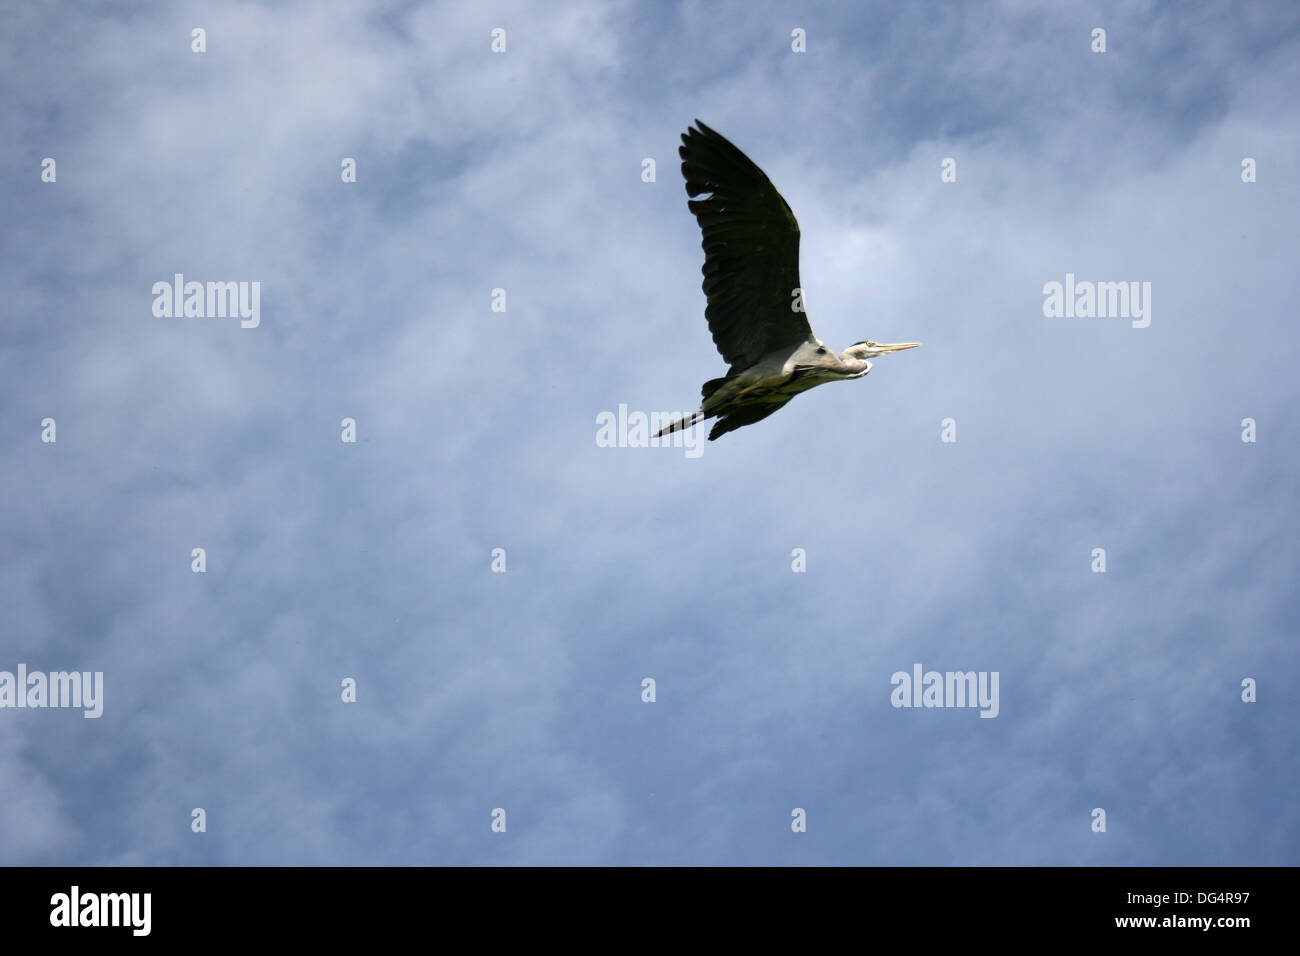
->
<box><xmin>816</xmin><ymin>347</ymin><xmax>826</xmax><ymax>354</ymax></box>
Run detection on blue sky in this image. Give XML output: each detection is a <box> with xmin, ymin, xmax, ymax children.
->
<box><xmin>1</xmin><ymin>0</ymin><xmax>1297</xmax><ymax>865</ymax></box>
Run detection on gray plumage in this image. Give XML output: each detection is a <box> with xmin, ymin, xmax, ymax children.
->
<box><xmin>656</xmin><ymin>120</ymin><xmax>920</xmax><ymax>441</ymax></box>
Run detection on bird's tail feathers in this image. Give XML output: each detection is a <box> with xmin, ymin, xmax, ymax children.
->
<box><xmin>652</xmin><ymin>410</ymin><xmax>706</xmax><ymax>438</ymax></box>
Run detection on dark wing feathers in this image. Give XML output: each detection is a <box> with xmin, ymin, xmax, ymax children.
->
<box><xmin>680</xmin><ymin>120</ymin><xmax>811</xmax><ymax>372</ymax></box>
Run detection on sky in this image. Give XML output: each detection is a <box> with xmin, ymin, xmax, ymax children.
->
<box><xmin>1</xmin><ymin>0</ymin><xmax>1297</xmax><ymax>865</ymax></box>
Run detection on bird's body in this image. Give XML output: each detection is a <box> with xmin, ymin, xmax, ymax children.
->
<box><xmin>655</xmin><ymin>120</ymin><xmax>920</xmax><ymax>441</ymax></box>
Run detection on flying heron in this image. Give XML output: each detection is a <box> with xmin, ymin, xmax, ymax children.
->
<box><xmin>655</xmin><ymin>120</ymin><xmax>921</xmax><ymax>441</ymax></box>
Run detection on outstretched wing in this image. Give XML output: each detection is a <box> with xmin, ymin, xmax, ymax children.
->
<box><xmin>680</xmin><ymin>120</ymin><xmax>812</xmax><ymax>373</ymax></box>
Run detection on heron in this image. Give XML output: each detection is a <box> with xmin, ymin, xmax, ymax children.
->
<box><xmin>654</xmin><ymin>120</ymin><xmax>921</xmax><ymax>441</ymax></box>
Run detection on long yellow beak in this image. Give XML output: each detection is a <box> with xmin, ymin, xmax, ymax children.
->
<box><xmin>878</xmin><ymin>342</ymin><xmax>922</xmax><ymax>352</ymax></box>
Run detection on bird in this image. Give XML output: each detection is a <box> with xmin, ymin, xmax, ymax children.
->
<box><xmin>654</xmin><ymin>120</ymin><xmax>921</xmax><ymax>441</ymax></box>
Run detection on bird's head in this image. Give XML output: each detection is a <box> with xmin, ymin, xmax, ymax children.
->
<box><xmin>840</xmin><ymin>340</ymin><xmax>923</xmax><ymax>361</ymax></box>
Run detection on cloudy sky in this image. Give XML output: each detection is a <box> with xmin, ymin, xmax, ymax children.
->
<box><xmin>2</xmin><ymin>0</ymin><xmax>1297</xmax><ymax>865</ymax></box>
